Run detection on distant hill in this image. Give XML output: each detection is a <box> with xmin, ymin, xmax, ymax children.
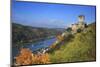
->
<box><xmin>12</xmin><ymin>23</ymin><xmax>64</xmax><ymax>47</ymax></box>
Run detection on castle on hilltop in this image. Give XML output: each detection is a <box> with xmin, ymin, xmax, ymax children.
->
<box><xmin>71</xmin><ymin>15</ymin><xmax>87</xmax><ymax>33</ymax></box>
<box><xmin>50</xmin><ymin>15</ymin><xmax>87</xmax><ymax>49</ymax></box>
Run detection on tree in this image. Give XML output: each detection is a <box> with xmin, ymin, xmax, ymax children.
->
<box><xmin>66</xmin><ymin>27</ymin><xmax>72</xmax><ymax>32</ymax></box>
<box><xmin>15</xmin><ymin>48</ymin><xmax>50</xmax><ymax>66</ymax></box>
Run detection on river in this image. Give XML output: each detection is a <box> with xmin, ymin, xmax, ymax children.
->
<box><xmin>12</xmin><ymin>37</ymin><xmax>57</xmax><ymax>58</ymax></box>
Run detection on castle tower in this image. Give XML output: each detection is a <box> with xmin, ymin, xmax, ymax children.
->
<box><xmin>78</xmin><ymin>15</ymin><xmax>85</xmax><ymax>23</ymax></box>
<box><xmin>78</xmin><ymin>15</ymin><xmax>85</xmax><ymax>30</ymax></box>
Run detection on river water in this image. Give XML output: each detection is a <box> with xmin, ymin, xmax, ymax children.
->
<box><xmin>12</xmin><ymin>37</ymin><xmax>57</xmax><ymax>58</ymax></box>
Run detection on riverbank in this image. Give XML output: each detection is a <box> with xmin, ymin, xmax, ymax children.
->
<box><xmin>12</xmin><ymin>37</ymin><xmax>57</xmax><ymax>58</ymax></box>
<box><xmin>12</xmin><ymin>23</ymin><xmax>64</xmax><ymax>47</ymax></box>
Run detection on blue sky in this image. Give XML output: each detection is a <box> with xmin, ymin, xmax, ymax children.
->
<box><xmin>12</xmin><ymin>0</ymin><xmax>96</xmax><ymax>28</ymax></box>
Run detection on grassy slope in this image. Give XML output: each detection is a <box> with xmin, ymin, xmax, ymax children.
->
<box><xmin>49</xmin><ymin>23</ymin><xmax>96</xmax><ymax>63</ymax></box>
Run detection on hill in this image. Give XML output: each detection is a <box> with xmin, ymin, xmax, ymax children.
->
<box><xmin>13</xmin><ymin>23</ymin><xmax>96</xmax><ymax>66</ymax></box>
<box><xmin>12</xmin><ymin>23</ymin><xmax>64</xmax><ymax>47</ymax></box>
<box><xmin>49</xmin><ymin>22</ymin><xmax>96</xmax><ymax>63</ymax></box>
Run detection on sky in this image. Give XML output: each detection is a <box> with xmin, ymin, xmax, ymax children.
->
<box><xmin>12</xmin><ymin>0</ymin><xmax>96</xmax><ymax>28</ymax></box>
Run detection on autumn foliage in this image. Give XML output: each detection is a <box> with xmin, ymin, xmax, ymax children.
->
<box><xmin>15</xmin><ymin>48</ymin><xmax>33</xmax><ymax>65</ymax></box>
<box><xmin>15</xmin><ymin>48</ymin><xmax>50</xmax><ymax>66</ymax></box>
<box><xmin>32</xmin><ymin>53</ymin><xmax>50</xmax><ymax>64</ymax></box>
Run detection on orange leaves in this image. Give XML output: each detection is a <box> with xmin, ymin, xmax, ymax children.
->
<box><xmin>32</xmin><ymin>53</ymin><xmax>50</xmax><ymax>64</ymax></box>
<box><xmin>15</xmin><ymin>48</ymin><xmax>50</xmax><ymax>66</ymax></box>
<box><xmin>15</xmin><ymin>48</ymin><xmax>33</xmax><ymax>65</ymax></box>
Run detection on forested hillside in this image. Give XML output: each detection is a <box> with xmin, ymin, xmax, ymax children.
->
<box><xmin>12</xmin><ymin>23</ymin><xmax>64</xmax><ymax>47</ymax></box>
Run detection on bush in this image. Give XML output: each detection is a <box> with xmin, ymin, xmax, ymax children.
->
<box><xmin>77</xmin><ymin>28</ymin><xmax>81</xmax><ymax>33</ymax></box>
